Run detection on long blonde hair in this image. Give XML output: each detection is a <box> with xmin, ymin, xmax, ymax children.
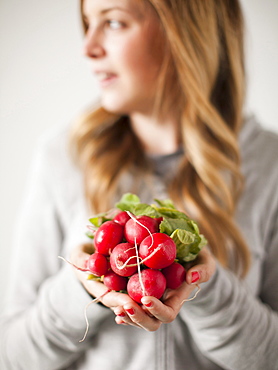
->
<box><xmin>71</xmin><ymin>0</ymin><xmax>250</xmax><ymax>277</ymax></box>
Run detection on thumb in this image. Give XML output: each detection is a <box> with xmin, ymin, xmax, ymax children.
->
<box><xmin>185</xmin><ymin>247</ymin><xmax>216</xmax><ymax>285</ymax></box>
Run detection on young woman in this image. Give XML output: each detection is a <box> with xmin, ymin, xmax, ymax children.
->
<box><xmin>1</xmin><ymin>0</ymin><xmax>278</xmax><ymax>369</ymax></box>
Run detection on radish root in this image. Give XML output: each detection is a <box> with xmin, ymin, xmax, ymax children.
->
<box><xmin>79</xmin><ymin>289</ymin><xmax>111</xmax><ymax>342</ymax></box>
<box><xmin>134</xmin><ymin>237</ymin><xmax>146</xmax><ymax>297</ymax></box>
<box><xmin>59</xmin><ymin>256</ymin><xmax>112</xmax><ymax>342</ymax></box>
<box><xmin>116</xmin><ymin>213</ymin><xmax>162</xmax><ymax>269</ymax></box>
<box><xmin>115</xmin><ymin>246</ymin><xmax>162</xmax><ymax>270</ymax></box>
<box><xmin>125</xmin><ymin>212</ymin><xmax>156</xmax><ymax>297</ymax></box>
<box><xmin>180</xmin><ymin>284</ymin><xmax>201</xmax><ymax>306</ymax></box>
<box><xmin>86</xmin><ymin>224</ymin><xmax>98</xmax><ymax>234</ymax></box>
<box><xmin>126</xmin><ymin>211</ymin><xmax>154</xmax><ymax>248</ymax></box>
<box><xmin>58</xmin><ymin>256</ymin><xmax>92</xmax><ymax>274</ymax></box>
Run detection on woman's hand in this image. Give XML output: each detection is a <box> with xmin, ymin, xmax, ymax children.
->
<box><xmin>70</xmin><ymin>244</ymin><xmax>216</xmax><ymax>332</ymax></box>
<box><xmin>70</xmin><ymin>243</ymin><xmax>137</xmax><ymax>306</ymax></box>
<box><xmin>114</xmin><ymin>247</ymin><xmax>216</xmax><ymax>331</ymax></box>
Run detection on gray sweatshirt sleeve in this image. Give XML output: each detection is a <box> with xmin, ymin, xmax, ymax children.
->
<box><xmin>0</xmin><ymin>136</ymin><xmax>111</xmax><ymax>370</ymax></box>
<box><xmin>180</xmin><ymin>211</ymin><xmax>278</xmax><ymax>370</ymax></box>
<box><xmin>179</xmin><ymin>120</ymin><xmax>278</xmax><ymax>370</ymax></box>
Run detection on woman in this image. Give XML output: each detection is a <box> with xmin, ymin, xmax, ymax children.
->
<box><xmin>1</xmin><ymin>0</ymin><xmax>277</xmax><ymax>369</ymax></box>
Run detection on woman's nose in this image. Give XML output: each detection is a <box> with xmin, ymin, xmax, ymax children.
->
<box><xmin>83</xmin><ymin>27</ymin><xmax>105</xmax><ymax>58</ymax></box>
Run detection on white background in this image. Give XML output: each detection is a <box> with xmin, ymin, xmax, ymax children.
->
<box><xmin>0</xmin><ymin>0</ymin><xmax>277</xmax><ymax>312</ymax></box>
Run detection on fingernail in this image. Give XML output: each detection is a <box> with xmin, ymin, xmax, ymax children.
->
<box><xmin>191</xmin><ymin>271</ymin><xmax>200</xmax><ymax>284</ymax></box>
<box><xmin>141</xmin><ymin>299</ymin><xmax>152</xmax><ymax>308</ymax></box>
<box><xmin>117</xmin><ymin>312</ymin><xmax>126</xmax><ymax>317</ymax></box>
<box><xmin>126</xmin><ymin>308</ymin><xmax>135</xmax><ymax>315</ymax></box>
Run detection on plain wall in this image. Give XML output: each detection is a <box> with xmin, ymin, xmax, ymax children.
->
<box><xmin>0</xmin><ymin>0</ymin><xmax>277</xmax><ymax>312</ymax></box>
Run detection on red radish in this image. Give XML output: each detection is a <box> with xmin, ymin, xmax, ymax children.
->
<box><xmin>124</xmin><ymin>215</ymin><xmax>158</xmax><ymax>245</ymax></box>
<box><xmin>113</xmin><ymin>211</ymin><xmax>131</xmax><ymax>226</ymax></box>
<box><xmin>139</xmin><ymin>232</ymin><xmax>176</xmax><ymax>269</ymax></box>
<box><xmin>103</xmin><ymin>271</ymin><xmax>128</xmax><ymax>291</ymax></box>
<box><xmin>94</xmin><ymin>221</ymin><xmax>124</xmax><ymax>256</ymax></box>
<box><xmin>87</xmin><ymin>253</ymin><xmax>109</xmax><ymax>277</ymax></box>
<box><xmin>154</xmin><ymin>217</ymin><xmax>163</xmax><ymax>228</ymax></box>
<box><xmin>162</xmin><ymin>262</ymin><xmax>186</xmax><ymax>289</ymax></box>
<box><xmin>110</xmin><ymin>243</ymin><xmax>138</xmax><ymax>277</ymax></box>
<box><xmin>127</xmin><ymin>269</ymin><xmax>166</xmax><ymax>303</ymax></box>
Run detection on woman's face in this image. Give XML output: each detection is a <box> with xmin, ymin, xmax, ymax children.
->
<box><xmin>82</xmin><ymin>0</ymin><xmax>165</xmax><ymax>115</ymax></box>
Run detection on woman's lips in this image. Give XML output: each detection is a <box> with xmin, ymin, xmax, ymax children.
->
<box><xmin>94</xmin><ymin>72</ymin><xmax>117</xmax><ymax>87</ymax></box>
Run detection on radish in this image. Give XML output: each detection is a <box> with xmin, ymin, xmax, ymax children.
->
<box><xmin>154</xmin><ymin>216</ymin><xmax>163</xmax><ymax>227</ymax></box>
<box><xmin>124</xmin><ymin>215</ymin><xmax>158</xmax><ymax>244</ymax></box>
<box><xmin>139</xmin><ymin>232</ymin><xmax>176</xmax><ymax>269</ymax></box>
<box><xmin>127</xmin><ymin>269</ymin><xmax>166</xmax><ymax>303</ymax></box>
<box><xmin>103</xmin><ymin>271</ymin><xmax>128</xmax><ymax>291</ymax></box>
<box><xmin>113</xmin><ymin>211</ymin><xmax>131</xmax><ymax>226</ymax></box>
<box><xmin>87</xmin><ymin>252</ymin><xmax>109</xmax><ymax>277</ymax></box>
<box><xmin>161</xmin><ymin>262</ymin><xmax>186</xmax><ymax>289</ymax></box>
<box><xmin>110</xmin><ymin>242</ymin><xmax>138</xmax><ymax>277</ymax></box>
<box><xmin>94</xmin><ymin>220</ymin><xmax>124</xmax><ymax>256</ymax></box>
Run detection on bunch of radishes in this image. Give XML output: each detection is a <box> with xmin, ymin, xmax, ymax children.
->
<box><xmin>79</xmin><ymin>193</ymin><xmax>207</xmax><ymax>303</ymax></box>
<box><xmin>84</xmin><ymin>213</ymin><xmax>188</xmax><ymax>303</ymax></box>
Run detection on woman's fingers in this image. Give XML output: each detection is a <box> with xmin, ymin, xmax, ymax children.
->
<box><xmin>139</xmin><ymin>282</ymin><xmax>197</xmax><ymax>324</ymax></box>
<box><xmin>114</xmin><ymin>304</ymin><xmax>162</xmax><ymax>331</ymax></box>
<box><xmin>112</xmin><ymin>281</ymin><xmax>196</xmax><ymax>330</ymax></box>
<box><xmin>69</xmin><ymin>243</ymin><xmax>94</xmax><ymax>284</ymax></box>
<box><xmin>70</xmin><ymin>244</ymin><xmax>216</xmax><ymax>331</ymax></box>
<box><xmin>136</xmin><ymin>248</ymin><xmax>216</xmax><ymax>326</ymax></box>
<box><xmin>70</xmin><ymin>243</ymin><xmax>94</xmax><ymax>267</ymax></box>
<box><xmin>185</xmin><ymin>247</ymin><xmax>216</xmax><ymax>285</ymax></box>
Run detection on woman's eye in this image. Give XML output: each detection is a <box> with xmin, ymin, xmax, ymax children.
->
<box><xmin>107</xmin><ymin>20</ymin><xmax>123</xmax><ymax>30</ymax></box>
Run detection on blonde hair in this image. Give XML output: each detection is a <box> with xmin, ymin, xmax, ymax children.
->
<box><xmin>71</xmin><ymin>0</ymin><xmax>250</xmax><ymax>277</ymax></box>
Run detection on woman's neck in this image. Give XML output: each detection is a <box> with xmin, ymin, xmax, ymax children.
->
<box><xmin>129</xmin><ymin>112</ymin><xmax>180</xmax><ymax>155</ymax></box>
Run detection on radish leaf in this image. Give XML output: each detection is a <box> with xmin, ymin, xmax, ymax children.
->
<box><xmin>154</xmin><ymin>207</ymin><xmax>190</xmax><ymax>220</ymax></box>
<box><xmin>159</xmin><ymin>218</ymin><xmax>195</xmax><ymax>235</ymax></box>
<box><xmin>154</xmin><ymin>198</ymin><xmax>176</xmax><ymax>209</ymax></box>
<box><xmin>86</xmin><ymin>231</ymin><xmax>94</xmax><ymax>239</ymax></box>
<box><xmin>133</xmin><ymin>204</ymin><xmax>159</xmax><ymax>217</ymax></box>
<box><xmin>171</xmin><ymin>229</ymin><xmax>204</xmax><ymax>262</ymax></box>
<box><xmin>115</xmin><ymin>193</ymin><xmax>140</xmax><ymax>212</ymax></box>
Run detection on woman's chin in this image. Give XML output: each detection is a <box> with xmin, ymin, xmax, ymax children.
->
<box><xmin>100</xmin><ymin>95</ymin><xmax>133</xmax><ymax>116</ymax></box>
<box><xmin>101</xmin><ymin>102</ymin><xmax>125</xmax><ymax>115</ymax></box>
